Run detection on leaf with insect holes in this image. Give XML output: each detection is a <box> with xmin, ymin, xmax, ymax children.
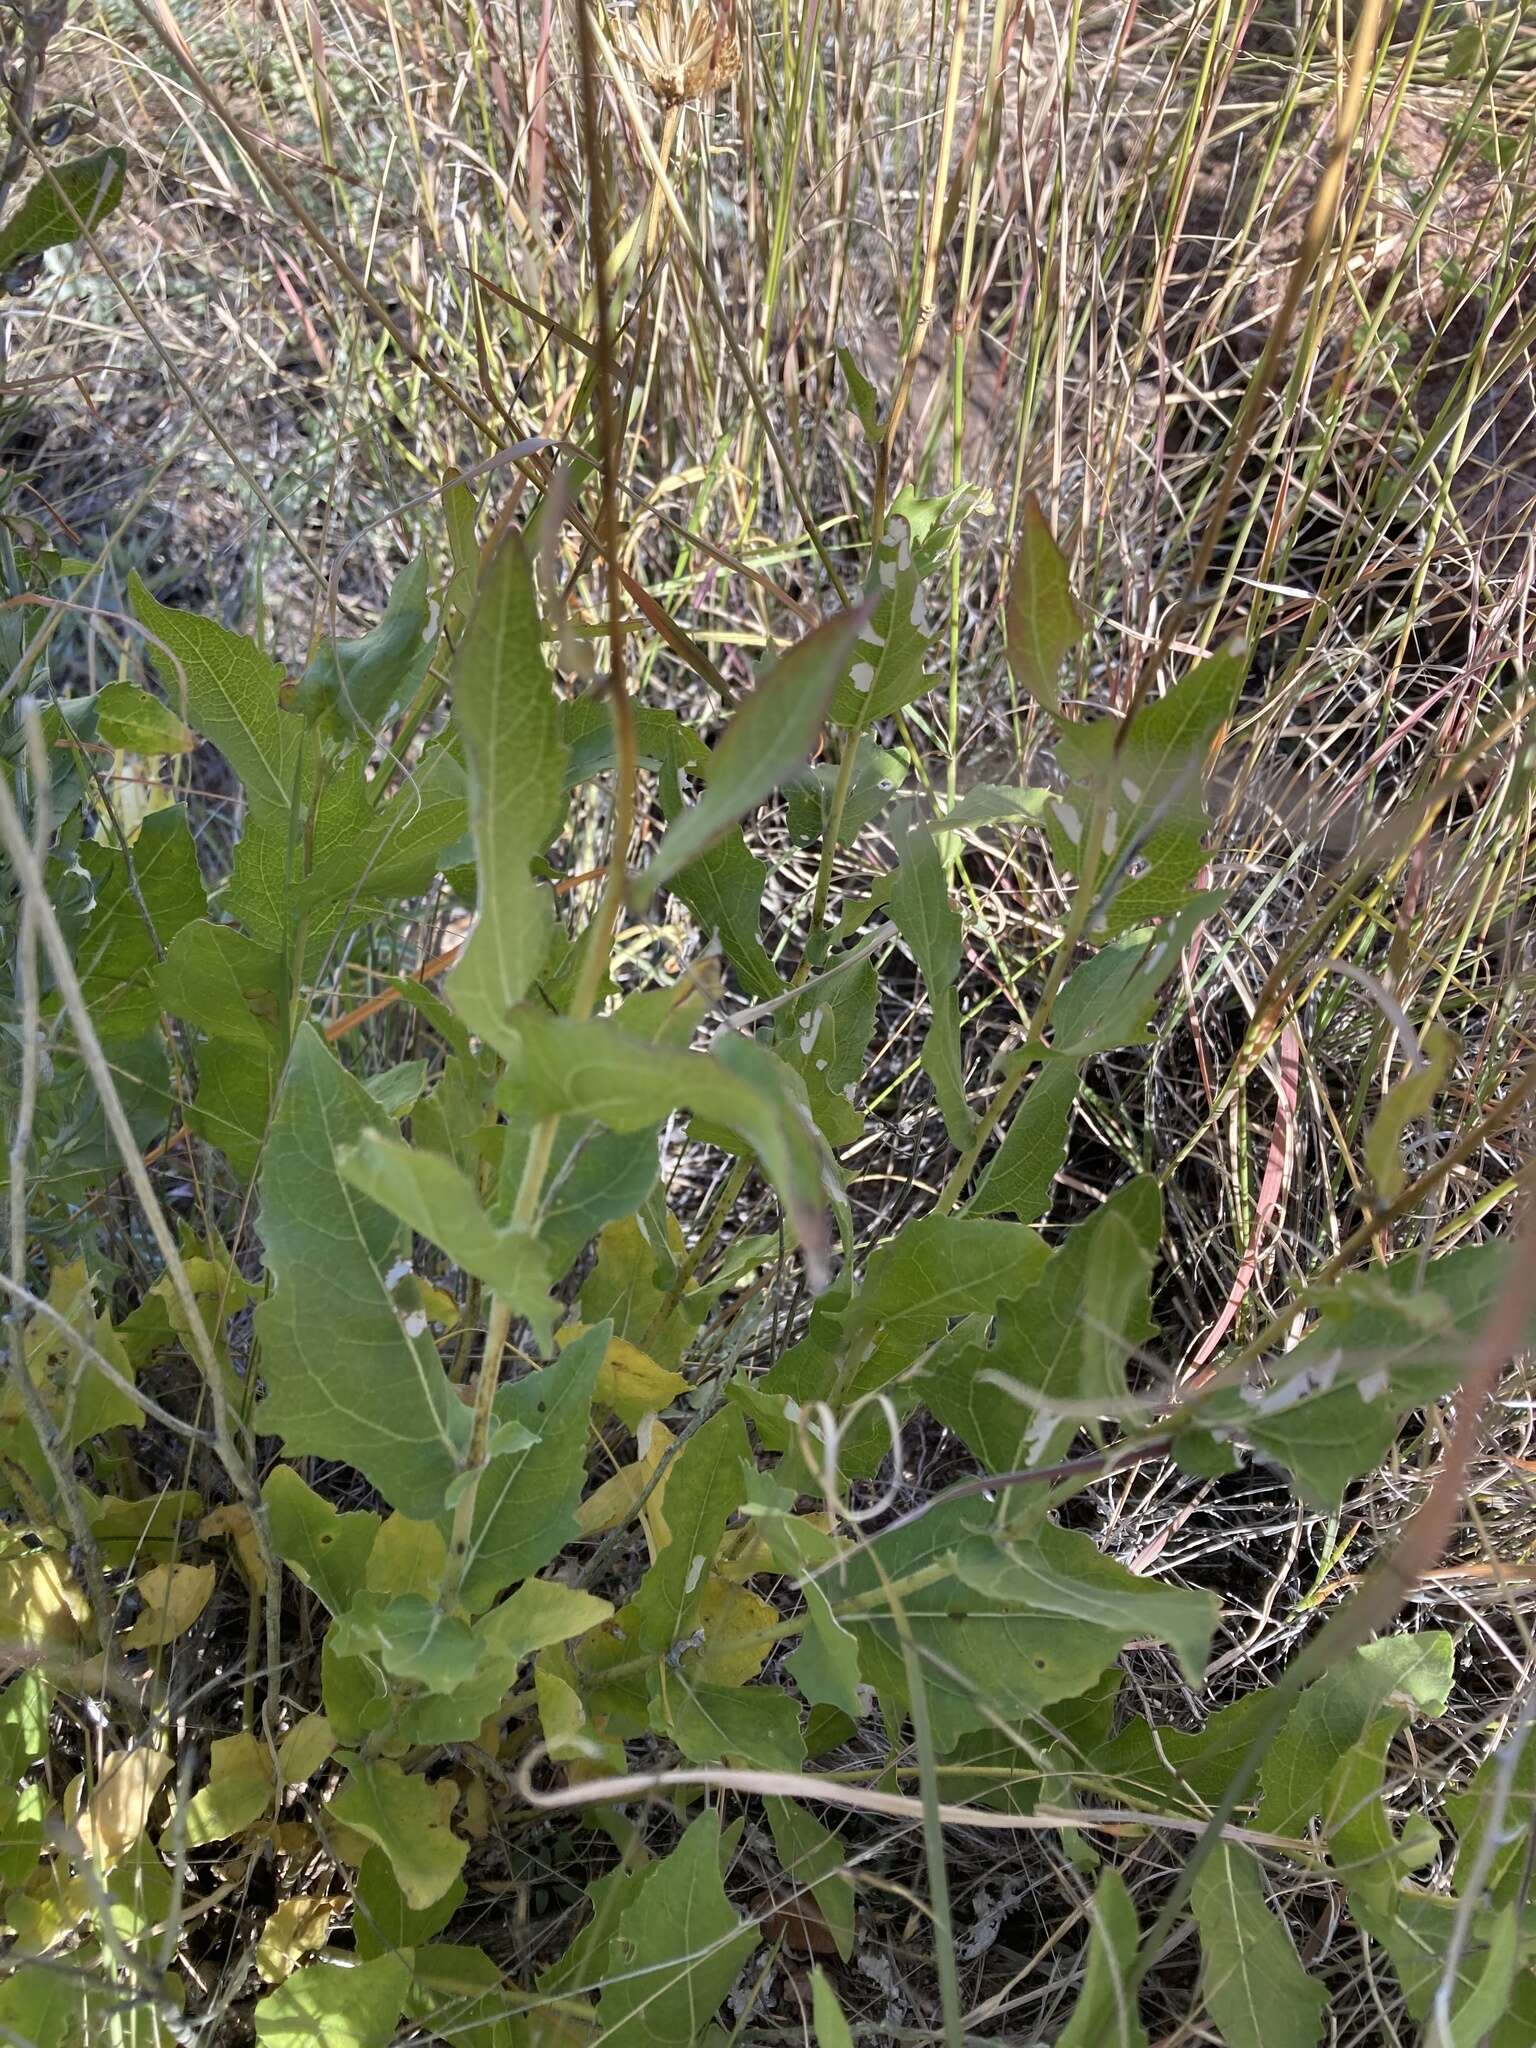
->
<box><xmin>827</xmin><ymin>489</ymin><xmax>972</xmax><ymax>727</ymax></box>
<box><xmin>643</xmin><ymin>605</ymin><xmax>868</xmax><ymax>892</ymax></box>
<box><xmin>1056</xmin><ymin>1870</ymin><xmax>1147</xmax><ymax>2048</ymax></box>
<box><xmin>0</xmin><ymin>148</ymin><xmax>126</xmax><ymax>274</ymax></box>
<box><xmin>453</xmin><ymin>1319</ymin><xmax>608</xmax><ymax>1612</ymax></box>
<box><xmin>787</xmin><ymin>736</ymin><xmax>907</xmax><ymax>849</ymax></box>
<box><xmin>94</xmin><ymin>680</ymin><xmax>195</xmax><ymax>755</ymax></box>
<box><xmin>329</xmin><ymin>1757</ymin><xmax>467</xmax><ymax>1908</ymax></box>
<box><xmin>1191</xmin><ymin>1843</ymin><xmax>1326</xmax><ymax>2048</ymax></box>
<box><xmin>936</xmin><ymin>1176</ymin><xmax>1161</xmax><ymax>1474</ymax></box>
<box><xmin>776</xmin><ymin>948</ymin><xmax>878</xmax><ymax>1148</ymax></box>
<box><xmin>630</xmin><ymin>1406</ymin><xmax>749</xmax><ymax>1653</ymax></box>
<box><xmin>501</xmin><ymin>1008</ymin><xmax>832</xmax><ymax>1279</ymax></box>
<box><xmin>262</xmin><ymin>1465</ymin><xmax>379</xmax><ymax>1616</ymax></box>
<box><xmin>255</xmin><ymin>1028</ymin><xmax>469</xmax><ymax>1519</ymax></box>
<box><xmin>293</xmin><ymin>554</ymin><xmax>434</xmax><ymax>741</ymax></box>
<box><xmin>1257</xmin><ymin>1634</ymin><xmax>1453</xmax><ymax>1838</ymax></box>
<box><xmin>72</xmin><ymin>807</ymin><xmax>205</xmax><ymax>1040</ymax></box>
<box><xmin>1004</xmin><ymin>493</ymin><xmax>1087</xmax><ymax>717</ymax></box>
<box><xmin>446</xmin><ymin>526</ymin><xmax>564</xmax><ymax>1053</ymax></box>
<box><xmin>1047</xmin><ymin>646</ymin><xmax>1242</xmax><ymax>936</ymax></box>
<box><xmin>130</xmin><ymin>574</ymin><xmax>301</xmax><ymax>818</ymax></box>
<box><xmin>338</xmin><ymin>1131</ymin><xmax>554</xmax><ymax>1351</ymax></box>
<box><xmin>594</xmin><ymin>1811</ymin><xmax>757</xmax><ymax>2048</ymax></box>
<box><xmin>1204</xmin><ymin>1237</ymin><xmax>1531</xmax><ymax>1509</ymax></box>
<box><xmin>254</xmin><ymin>1952</ymin><xmax>411</xmax><ymax>2048</ymax></box>
<box><xmin>1038</xmin><ymin>895</ymin><xmax>1216</xmax><ymax>1062</ymax></box>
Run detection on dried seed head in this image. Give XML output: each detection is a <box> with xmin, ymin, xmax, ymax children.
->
<box><xmin>616</xmin><ymin>0</ymin><xmax>741</xmax><ymax>106</ymax></box>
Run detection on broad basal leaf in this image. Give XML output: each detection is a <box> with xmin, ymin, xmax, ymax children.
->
<box><xmin>72</xmin><ymin>807</ymin><xmax>205</xmax><ymax>1040</ymax></box>
<box><xmin>776</xmin><ymin>948</ymin><xmax>878</xmax><ymax>1148</ymax></box>
<box><xmin>970</xmin><ymin>1060</ymin><xmax>1076</xmax><ymax>1220</ymax></box>
<box><xmin>262</xmin><ymin>1465</ymin><xmax>379</xmax><ymax>1615</ymax></box>
<box><xmin>653</xmin><ymin>1675</ymin><xmax>805</xmax><ymax>1772</ymax></box>
<box><xmin>593</xmin><ymin>1810</ymin><xmax>757</xmax><ymax>2048</ymax></box>
<box><xmin>446</xmin><ymin>526</ymin><xmax>564</xmax><ymax>1050</ymax></box>
<box><xmin>329</xmin><ymin>1756</ymin><xmax>467</xmax><ymax>1908</ymax></box>
<box><xmin>255</xmin><ymin>1027</ymin><xmax>469</xmax><ymax>1517</ymax></box>
<box><xmin>254</xmin><ymin>1951</ymin><xmax>410</xmax><ymax>2048</ymax></box>
<box><xmin>1190</xmin><ymin>1843</ymin><xmax>1326</xmax><ymax>2048</ymax></box>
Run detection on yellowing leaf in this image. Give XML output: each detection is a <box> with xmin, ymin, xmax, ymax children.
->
<box><xmin>180</xmin><ymin>1732</ymin><xmax>274</xmax><ymax>1847</ymax></box>
<box><xmin>0</xmin><ymin>1551</ymin><xmax>88</xmax><ymax>1653</ymax></box>
<box><xmin>200</xmin><ymin>1503</ymin><xmax>268</xmax><ymax>1593</ymax></box>
<box><xmin>688</xmin><ymin>1578</ymin><xmax>778</xmax><ymax>1687</ymax></box>
<box><xmin>118</xmin><ymin>1561</ymin><xmax>215</xmax><ymax>1651</ymax></box>
<box><xmin>364</xmin><ymin>1513</ymin><xmax>448</xmax><ymax>1602</ymax></box>
<box><xmin>257</xmin><ymin>1895</ymin><xmax>337</xmax><ymax>1983</ymax></box>
<box><xmin>577</xmin><ymin>1420</ymin><xmax>676</xmax><ymax>1548</ymax></box>
<box><xmin>74</xmin><ymin>1747</ymin><xmax>173</xmax><ymax>1868</ymax></box>
<box><xmin>588</xmin><ymin>1332</ymin><xmax>688</xmax><ymax>1427</ymax></box>
<box><xmin>328</xmin><ymin>1757</ymin><xmax>467</xmax><ymax>1909</ymax></box>
<box><xmin>277</xmin><ymin>1714</ymin><xmax>334</xmax><ymax>1787</ymax></box>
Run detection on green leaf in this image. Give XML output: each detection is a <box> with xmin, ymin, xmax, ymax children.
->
<box><xmin>353</xmin><ymin>1847</ymin><xmax>465</xmax><ymax>1960</ymax></box>
<box><xmin>942</xmin><ymin>1176</ymin><xmax>1160</xmax><ymax>1474</ymax></box>
<box><xmin>788</xmin><ymin>1575</ymin><xmax>864</xmax><ymax>1721</ymax></box>
<box><xmin>1056</xmin><ymin>1870</ymin><xmax>1147</xmax><ymax>2048</ymax></box>
<box><xmin>1190</xmin><ymin>1843</ymin><xmax>1326</xmax><ymax>2048</ymax></box>
<box><xmin>329</xmin><ymin>1757</ymin><xmax>467</xmax><ymax>1909</ymax></box>
<box><xmin>254</xmin><ymin>1952</ymin><xmax>410</xmax><ymax>2048</ymax></box>
<box><xmin>501</xmin><ymin>1009</ymin><xmax>830</xmax><ymax>1272</ymax></box>
<box><xmin>294</xmin><ymin>554</ymin><xmax>434</xmax><ymax>740</ymax></box>
<box><xmin>158</xmin><ymin>920</ymin><xmax>284</xmax><ymax>1179</ymax></box>
<box><xmin>1257</xmin><ymin>1634</ymin><xmax>1453</xmax><ymax>1836</ymax></box>
<box><xmin>261</xmin><ymin>1466</ymin><xmax>379</xmax><ymax>1615</ymax></box>
<box><xmin>130</xmin><ymin>573</ymin><xmax>300</xmax><ymax>819</ymax></box>
<box><xmin>631</xmin><ymin>1407</ymin><xmax>749</xmax><ymax>1652</ymax></box>
<box><xmin>446</xmin><ymin>526</ymin><xmax>564</xmax><ymax>1051</ymax></box>
<box><xmin>1451</xmin><ymin>1728</ymin><xmax>1536</xmax><ymax>1907</ymax></box>
<box><xmin>890</xmin><ymin>812</ymin><xmax>973</xmax><ymax>1145</ymax></box>
<box><xmin>1209</xmin><ymin>1238</ymin><xmax>1524</xmax><ymax>1509</ymax></box>
<box><xmin>593</xmin><ymin>1810</ymin><xmax>757</xmax><ymax>2048</ymax></box>
<box><xmin>938</xmin><ymin>783</ymin><xmax>1055</xmax><ymax>833</ymax></box>
<box><xmin>0</xmin><ymin>148</ymin><xmax>127</xmax><ymax>273</ymax></box>
<box><xmin>454</xmin><ymin>1319</ymin><xmax>608</xmax><ymax>1611</ymax></box>
<box><xmin>94</xmin><ymin>681</ymin><xmax>195</xmax><ymax>755</ymax></box>
<box><xmin>767</xmin><ymin>1799</ymin><xmax>856</xmax><ymax>1962</ymax></box>
<box><xmin>1048</xmin><ymin>647</ymin><xmax>1242</xmax><ymax>935</ymax></box>
<box><xmin>837</xmin><ymin>344</ymin><xmax>881</xmax><ymax>439</ymax></box>
<box><xmin>850</xmin><ymin>1214</ymin><xmax>1049</xmax><ymax>1341</ymax></box>
<box><xmin>498</xmin><ymin>1110</ymin><xmax>659</xmax><ymax>1281</ymax></box>
<box><xmin>337</xmin><ymin>1131</ymin><xmax>554</xmax><ymax>1350</ymax></box>
<box><xmin>787</xmin><ymin>736</ymin><xmax>906</xmax><ymax>848</ymax></box>
<box><xmin>72</xmin><ymin>808</ymin><xmax>205</xmax><ymax>1040</ymax></box>
<box><xmin>329</xmin><ymin>1593</ymin><xmax>480</xmax><ymax>1690</ymax></box>
<box><xmin>952</xmin><ymin>1519</ymin><xmax>1217</xmax><ymax>1688</ymax></box>
<box><xmin>826</xmin><ymin>490</ymin><xmax>970</xmax><ymax>727</ymax></box>
<box><xmin>1093</xmin><ymin>1691</ymin><xmax>1276</xmax><ymax>1817</ymax></box>
<box><xmin>655</xmin><ymin>1677</ymin><xmax>805</xmax><ymax>1772</ymax></box>
<box><xmin>1045</xmin><ymin>897</ymin><xmax>1215</xmax><ymax>1060</ymax></box>
<box><xmin>844</xmin><ymin>1501</ymin><xmax>1213</xmax><ymax>1749</ymax></box>
<box><xmin>1364</xmin><ymin>1023</ymin><xmax>1455</xmax><ymax>1205</ymax></box>
<box><xmin>970</xmin><ymin>1060</ymin><xmax>1077</xmax><ymax>1220</ymax></box>
<box><xmin>776</xmin><ymin>950</ymin><xmax>878</xmax><ymax>1148</ymax></box>
<box><xmin>644</xmin><ymin>605</ymin><xmax>867</xmax><ymax>891</ymax></box>
<box><xmin>255</xmin><ymin>1027</ymin><xmax>468</xmax><ymax>1518</ymax></box>
<box><xmin>1004</xmin><ymin>493</ymin><xmax>1087</xmax><ymax>716</ymax></box>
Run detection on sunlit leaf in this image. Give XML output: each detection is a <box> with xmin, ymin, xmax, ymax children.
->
<box><xmin>329</xmin><ymin>1757</ymin><xmax>467</xmax><ymax>1909</ymax></box>
<box><xmin>1004</xmin><ymin>493</ymin><xmax>1086</xmax><ymax>716</ymax></box>
<box><xmin>254</xmin><ymin>1952</ymin><xmax>410</xmax><ymax>2048</ymax></box>
<box><xmin>0</xmin><ymin>148</ymin><xmax>127</xmax><ymax>273</ymax></box>
<box><xmin>117</xmin><ymin>1561</ymin><xmax>215</xmax><ymax>1652</ymax></box>
<box><xmin>179</xmin><ymin>1732</ymin><xmax>272</xmax><ymax>1848</ymax></box>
